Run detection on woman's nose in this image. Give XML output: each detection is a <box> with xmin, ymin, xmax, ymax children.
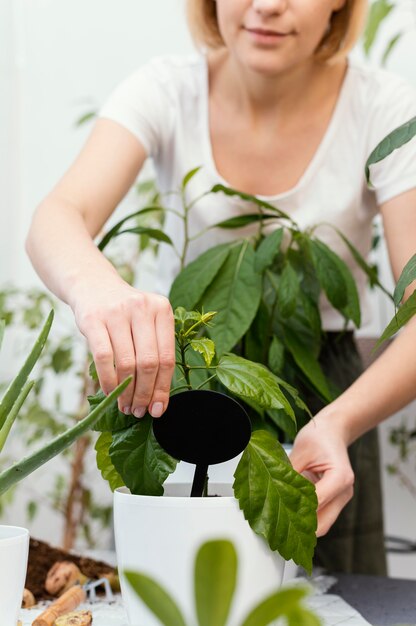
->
<box><xmin>251</xmin><ymin>0</ymin><xmax>288</xmax><ymax>15</ymax></box>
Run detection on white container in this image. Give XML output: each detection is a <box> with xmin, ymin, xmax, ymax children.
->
<box><xmin>114</xmin><ymin>483</ymin><xmax>285</xmax><ymax>626</ymax></box>
<box><xmin>0</xmin><ymin>526</ymin><xmax>29</xmax><ymax>626</ymax></box>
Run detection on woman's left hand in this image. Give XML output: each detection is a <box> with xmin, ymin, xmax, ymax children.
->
<box><xmin>289</xmin><ymin>411</ymin><xmax>355</xmax><ymax>537</ymax></box>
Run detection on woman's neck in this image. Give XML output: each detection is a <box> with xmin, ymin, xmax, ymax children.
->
<box><xmin>208</xmin><ymin>49</ymin><xmax>348</xmax><ymax>124</ymax></box>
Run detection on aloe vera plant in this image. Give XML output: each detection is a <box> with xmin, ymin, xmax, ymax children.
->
<box><xmin>125</xmin><ymin>538</ymin><xmax>321</xmax><ymax>626</ymax></box>
<box><xmin>0</xmin><ymin>310</ymin><xmax>130</xmax><ymax>497</ymax></box>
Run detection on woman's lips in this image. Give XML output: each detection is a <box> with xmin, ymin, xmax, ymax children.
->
<box><xmin>244</xmin><ymin>27</ymin><xmax>292</xmax><ymax>44</ymax></box>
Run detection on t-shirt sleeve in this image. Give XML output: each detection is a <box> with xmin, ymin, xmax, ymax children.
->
<box><xmin>98</xmin><ymin>58</ymin><xmax>176</xmax><ymax>159</ymax></box>
<box><xmin>365</xmin><ymin>73</ymin><xmax>416</xmax><ymax>206</ymax></box>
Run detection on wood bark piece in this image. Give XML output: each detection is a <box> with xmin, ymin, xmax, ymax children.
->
<box><xmin>45</xmin><ymin>561</ymin><xmax>87</xmax><ymax>596</ymax></box>
<box><xmin>55</xmin><ymin>610</ymin><xmax>93</xmax><ymax>626</ymax></box>
<box><xmin>31</xmin><ymin>586</ymin><xmax>87</xmax><ymax>626</ymax></box>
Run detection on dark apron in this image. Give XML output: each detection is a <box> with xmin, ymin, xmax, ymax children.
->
<box><xmin>303</xmin><ymin>332</ymin><xmax>387</xmax><ymax>575</ymax></box>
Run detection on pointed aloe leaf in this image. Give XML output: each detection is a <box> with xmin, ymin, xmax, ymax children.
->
<box><xmin>95</xmin><ymin>431</ymin><xmax>124</xmax><ymax>491</ymax></box>
<box><xmin>211</xmin><ymin>213</ymin><xmax>277</xmax><ymax>230</ymax></box>
<box><xmin>169</xmin><ymin>242</ymin><xmax>232</xmax><ymax>310</ymax></box>
<box><xmin>210</xmin><ymin>184</ymin><xmax>294</xmax><ymax>223</ymax></box>
<box><xmin>182</xmin><ymin>165</ymin><xmax>202</xmax><ymax>190</ymax></box>
<box><xmin>394</xmin><ymin>254</ymin><xmax>416</xmax><ymax>305</ymax></box>
<box><xmin>0</xmin><ymin>380</ymin><xmax>34</xmax><ymax>454</ymax></box>
<box><xmin>199</xmin><ymin>241</ymin><xmax>262</xmax><ymax>355</ymax></box>
<box><xmin>109</xmin><ymin>415</ymin><xmax>177</xmax><ymax>495</ymax></box>
<box><xmin>217</xmin><ymin>354</ymin><xmax>295</xmax><ymax>421</ymax></box>
<box><xmin>195</xmin><ymin>540</ymin><xmax>237</xmax><ymax>626</ymax></box>
<box><xmin>0</xmin><ymin>310</ymin><xmax>54</xmax><ymax>431</ymax></box>
<box><xmin>88</xmin><ymin>391</ymin><xmax>137</xmax><ymax>432</ymax></box>
<box><xmin>125</xmin><ymin>570</ymin><xmax>187</xmax><ymax>626</ymax></box>
<box><xmin>366</xmin><ymin>116</ymin><xmax>416</xmax><ymax>183</ymax></box>
<box><xmin>255</xmin><ymin>228</ymin><xmax>284</xmax><ymax>274</ymax></box>
<box><xmin>287</xmin><ymin>607</ymin><xmax>322</xmax><ymax>626</ymax></box>
<box><xmin>97</xmin><ymin>206</ymin><xmax>164</xmax><ymax>251</ymax></box>
<box><xmin>363</xmin><ymin>0</ymin><xmax>394</xmax><ymax>55</ymax></box>
<box><xmin>376</xmin><ymin>290</ymin><xmax>416</xmax><ymax>348</ymax></box>
<box><xmin>0</xmin><ymin>377</ymin><xmax>131</xmax><ymax>496</ymax></box>
<box><xmin>240</xmin><ymin>587</ymin><xmax>311</xmax><ymax>626</ymax></box>
<box><xmin>309</xmin><ymin>240</ymin><xmax>347</xmax><ymax>311</ymax></box>
<box><xmin>283</xmin><ymin>327</ymin><xmax>333</xmax><ymax>403</ymax></box>
<box><xmin>234</xmin><ymin>430</ymin><xmax>317</xmax><ymax>574</ymax></box>
<box><xmin>0</xmin><ymin>320</ymin><xmax>4</xmax><ymax>351</ymax></box>
<box><xmin>189</xmin><ymin>338</ymin><xmax>215</xmax><ymax>367</ymax></box>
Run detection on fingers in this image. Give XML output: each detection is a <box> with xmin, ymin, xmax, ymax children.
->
<box><xmin>130</xmin><ymin>296</ymin><xmax>175</xmax><ymax>418</ymax></box>
<box><xmin>106</xmin><ymin>316</ymin><xmax>136</xmax><ymax>413</ymax></box>
<box><xmin>316</xmin><ymin>482</ymin><xmax>354</xmax><ymax>536</ymax></box>
<box><xmin>82</xmin><ymin>321</ymin><xmax>118</xmax><ymax>396</ymax></box>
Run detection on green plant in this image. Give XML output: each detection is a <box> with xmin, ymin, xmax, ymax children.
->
<box><xmin>88</xmin><ymin>168</ymin><xmax>397</xmax><ymax>573</ymax></box>
<box><xmin>125</xmin><ymin>538</ymin><xmax>321</xmax><ymax>626</ymax></box>
<box><xmin>363</xmin><ymin>0</ymin><xmax>415</xmax><ymax>65</ymax></box>
<box><xmin>0</xmin><ymin>310</ymin><xmax>130</xmax><ymax>501</ymax></box>
<box><xmin>365</xmin><ymin>116</ymin><xmax>416</xmax><ymax>344</ymax></box>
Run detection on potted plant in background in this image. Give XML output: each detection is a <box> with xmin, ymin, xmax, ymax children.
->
<box><xmin>88</xmin><ymin>167</ymin><xmax>393</xmax><ymax>625</ymax></box>
<box><xmin>0</xmin><ymin>311</ymin><xmax>129</xmax><ymax>626</ymax></box>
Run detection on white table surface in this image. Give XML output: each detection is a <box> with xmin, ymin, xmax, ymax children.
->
<box><xmin>20</xmin><ymin>592</ymin><xmax>371</xmax><ymax>626</ymax></box>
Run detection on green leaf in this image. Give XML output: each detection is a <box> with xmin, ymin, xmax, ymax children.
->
<box><xmin>89</xmin><ymin>360</ymin><xmax>98</xmax><ymax>382</ymax></box>
<box><xmin>115</xmin><ymin>227</ymin><xmax>172</xmax><ymax>245</ymax></box>
<box><xmin>182</xmin><ymin>165</ymin><xmax>202</xmax><ymax>190</ymax></box>
<box><xmin>309</xmin><ymin>240</ymin><xmax>347</xmax><ymax>311</ymax></box>
<box><xmin>194</xmin><ymin>540</ymin><xmax>237</xmax><ymax>626</ymax></box>
<box><xmin>366</xmin><ymin>116</ymin><xmax>416</xmax><ymax>183</ymax></box>
<box><xmin>0</xmin><ymin>378</ymin><xmax>131</xmax><ymax>496</ymax></box>
<box><xmin>283</xmin><ymin>327</ymin><xmax>332</xmax><ymax>402</ymax></box>
<box><xmin>329</xmin><ymin>252</ymin><xmax>361</xmax><ymax>327</ymax></box>
<box><xmin>210</xmin><ymin>184</ymin><xmax>294</xmax><ymax>222</ymax></box>
<box><xmin>212</xmin><ymin>213</ymin><xmax>277</xmax><ymax>230</ymax></box>
<box><xmin>254</xmin><ymin>228</ymin><xmax>284</xmax><ymax>273</ymax></box>
<box><xmin>267</xmin><ymin>408</ymin><xmax>297</xmax><ymax>441</ymax></box>
<box><xmin>124</xmin><ymin>570</ymin><xmax>187</xmax><ymax>626</ymax></box>
<box><xmin>330</xmin><ymin>225</ymin><xmax>392</xmax><ymax>298</ymax></box>
<box><xmin>200</xmin><ymin>241</ymin><xmax>262</xmax><ymax>355</ymax></box>
<box><xmin>109</xmin><ymin>416</ymin><xmax>177</xmax><ymax>495</ymax></box>
<box><xmin>169</xmin><ymin>243</ymin><xmax>231</xmax><ymax>311</ymax></box>
<box><xmin>95</xmin><ymin>431</ymin><xmax>124</xmax><ymax>491</ymax></box>
<box><xmin>287</xmin><ymin>607</ymin><xmax>322</xmax><ymax>626</ymax></box>
<box><xmin>382</xmin><ymin>32</ymin><xmax>402</xmax><ymax>66</ymax></box>
<box><xmin>376</xmin><ymin>289</ymin><xmax>416</xmax><ymax>347</ymax></box>
<box><xmin>240</xmin><ymin>586</ymin><xmax>313</xmax><ymax>626</ymax></box>
<box><xmin>88</xmin><ymin>391</ymin><xmax>136</xmax><ymax>432</ymax></box>
<box><xmin>97</xmin><ymin>207</ymin><xmax>164</xmax><ymax>251</ymax></box>
<box><xmin>0</xmin><ymin>380</ymin><xmax>34</xmax><ymax>454</ymax></box>
<box><xmin>234</xmin><ymin>430</ymin><xmax>317</xmax><ymax>574</ymax></box>
<box><xmin>363</xmin><ymin>0</ymin><xmax>394</xmax><ymax>55</ymax></box>
<box><xmin>0</xmin><ymin>310</ymin><xmax>53</xmax><ymax>431</ymax></box>
<box><xmin>0</xmin><ymin>320</ymin><xmax>5</xmax><ymax>351</ymax></box>
<box><xmin>277</xmin><ymin>262</ymin><xmax>300</xmax><ymax>318</ymax></box>
<box><xmin>51</xmin><ymin>346</ymin><xmax>73</xmax><ymax>373</ymax></box>
<box><xmin>189</xmin><ymin>338</ymin><xmax>216</xmax><ymax>367</ymax></box>
<box><xmin>217</xmin><ymin>354</ymin><xmax>295</xmax><ymax>421</ymax></box>
<box><xmin>76</xmin><ymin>111</ymin><xmax>96</xmax><ymax>126</ymax></box>
<box><xmin>394</xmin><ymin>254</ymin><xmax>416</xmax><ymax>305</ymax></box>
<box><xmin>268</xmin><ymin>336</ymin><xmax>285</xmax><ymax>375</ymax></box>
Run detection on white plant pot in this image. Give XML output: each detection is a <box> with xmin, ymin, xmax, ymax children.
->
<box><xmin>114</xmin><ymin>483</ymin><xmax>285</xmax><ymax>626</ymax></box>
<box><xmin>0</xmin><ymin>525</ymin><xmax>29</xmax><ymax>626</ymax></box>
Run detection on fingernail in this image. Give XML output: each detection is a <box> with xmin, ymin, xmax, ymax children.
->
<box><xmin>123</xmin><ymin>406</ymin><xmax>131</xmax><ymax>415</ymax></box>
<box><xmin>150</xmin><ymin>402</ymin><xmax>163</xmax><ymax>418</ymax></box>
<box><xmin>133</xmin><ymin>407</ymin><xmax>146</xmax><ymax>419</ymax></box>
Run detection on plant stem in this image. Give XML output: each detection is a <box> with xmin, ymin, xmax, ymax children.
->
<box><xmin>195</xmin><ymin>374</ymin><xmax>217</xmax><ymax>390</ymax></box>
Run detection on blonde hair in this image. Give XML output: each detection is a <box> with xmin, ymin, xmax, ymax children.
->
<box><xmin>186</xmin><ymin>0</ymin><xmax>368</xmax><ymax>63</ymax></box>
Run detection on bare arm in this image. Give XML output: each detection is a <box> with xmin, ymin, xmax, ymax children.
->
<box><xmin>290</xmin><ymin>188</ymin><xmax>416</xmax><ymax>535</ymax></box>
<box><xmin>26</xmin><ymin>118</ymin><xmax>175</xmax><ymax>418</ymax></box>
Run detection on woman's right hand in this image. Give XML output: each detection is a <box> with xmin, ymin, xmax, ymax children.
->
<box><xmin>72</xmin><ymin>278</ymin><xmax>176</xmax><ymax>418</ymax></box>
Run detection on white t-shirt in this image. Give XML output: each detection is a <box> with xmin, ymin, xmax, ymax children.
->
<box><xmin>99</xmin><ymin>54</ymin><xmax>416</xmax><ymax>330</ymax></box>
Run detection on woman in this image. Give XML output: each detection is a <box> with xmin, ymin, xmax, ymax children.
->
<box><xmin>26</xmin><ymin>0</ymin><xmax>416</xmax><ymax>574</ymax></box>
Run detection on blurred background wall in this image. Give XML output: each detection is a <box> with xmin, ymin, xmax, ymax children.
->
<box><xmin>1</xmin><ymin>0</ymin><xmax>415</xmax><ymax>576</ymax></box>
